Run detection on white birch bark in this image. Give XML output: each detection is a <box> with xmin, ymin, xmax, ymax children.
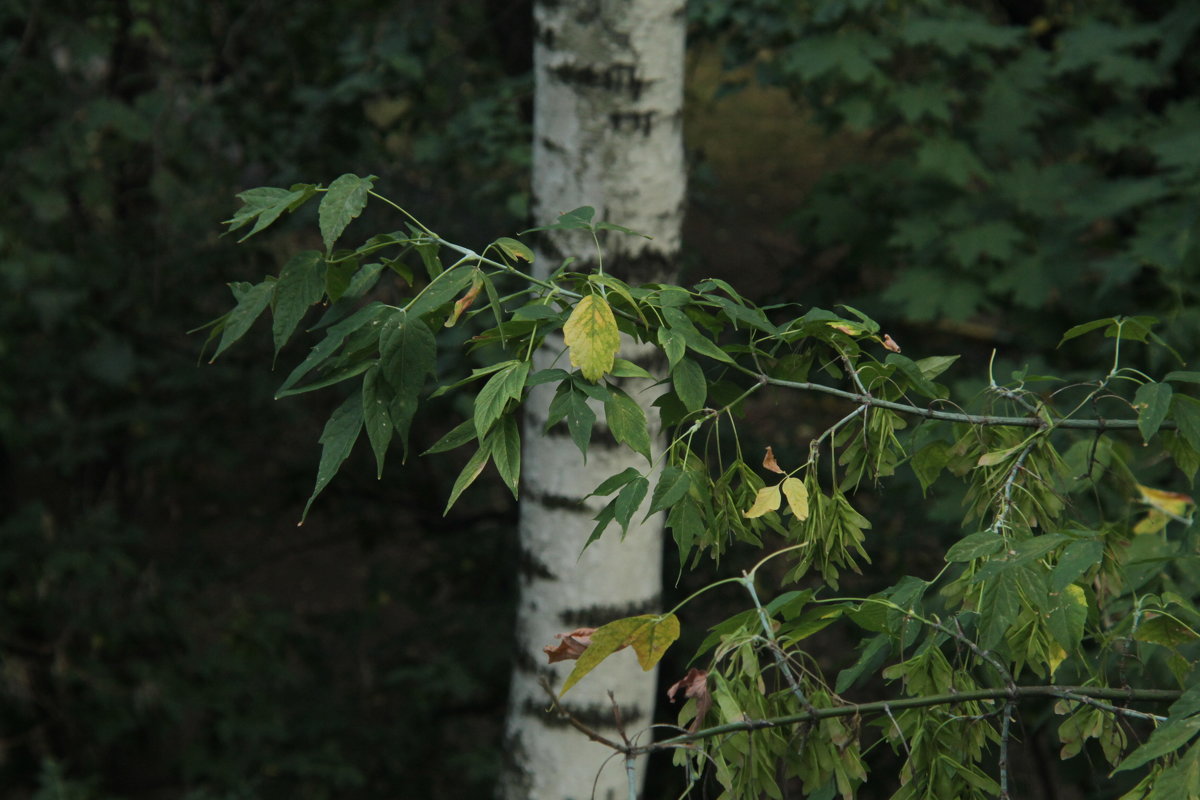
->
<box><xmin>502</xmin><ymin>2</ymin><xmax>686</xmax><ymax>798</ymax></box>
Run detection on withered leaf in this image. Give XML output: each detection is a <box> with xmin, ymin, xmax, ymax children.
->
<box><xmin>543</xmin><ymin>628</ymin><xmax>597</xmax><ymax>663</ymax></box>
<box><xmin>667</xmin><ymin>668</ymin><xmax>712</xmax><ymax>732</ymax></box>
<box><xmin>763</xmin><ymin>446</ymin><xmax>784</xmax><ymax>474</ymax></box>
<box><xmin>882</xmin><ymin>333</ymin><xmax>901</xmax><ymax>353</ymax></box>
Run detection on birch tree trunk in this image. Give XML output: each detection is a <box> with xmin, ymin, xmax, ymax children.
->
<box><xmin>502</xmin><ymin>2</ymin><xmax>687</xmax><ymax>798</ymax></box>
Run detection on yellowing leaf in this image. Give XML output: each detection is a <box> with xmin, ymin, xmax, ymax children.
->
<box><xmin>558</xmin><ymin>615</ymin><xmax>675</xmax><ymax>696</ymax></box>
<box><xmin>782</xmin><ymin>477</ymin><xmax>809</xmax><ymax>521</ymax></box>
<box><xmin>627</xmin><ymin>614</ymin><xmax>680</xmax><ymax>670</ymax></box>
<box><xmin>444</xmin><ymin>275</ymin><xmax>483</xmax><ymax>327</ymax></box>
<box><xmin>563</xmin><ymin>294</ymin><xmax>620</xmax><ymax>382</ymax></box>
<box><xmin>743</xmin><ymin>485</ymin><xmax>781</xmax><ymax>518</ymax></box>
<box><xmin>1047</xmin><ymin>641</ymin><xmax>1068</xmax><ymax>678</ymax></box>
<box><xmin>1134</xmin><ymin>484</ymin><xmax>1195</xmax><ymax>534</ymax></box>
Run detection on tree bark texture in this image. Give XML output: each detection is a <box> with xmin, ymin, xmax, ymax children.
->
<box><xmin>502</xmin><ymin>1</ymin><xmax>686</xmax><ymax>798</ymax></box>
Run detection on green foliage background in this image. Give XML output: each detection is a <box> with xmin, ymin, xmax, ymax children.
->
<box><xmin>3</xmin><ymin>0</ymin><xmax>1200</xmax><ymax>797</ymax></box>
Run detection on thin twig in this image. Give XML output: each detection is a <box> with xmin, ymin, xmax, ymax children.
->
<box><xmin>538</xmin><ymin>679</ymin><xmax>627</xmax><ymax>752</ymax></box>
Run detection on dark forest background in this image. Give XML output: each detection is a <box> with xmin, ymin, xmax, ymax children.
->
<box><xmin>3</xmin><ymin>1</ymin><xmax>1200</xmax><ymax>797</ymax></box>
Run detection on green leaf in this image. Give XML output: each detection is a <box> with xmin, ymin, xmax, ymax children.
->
<box><xmin>836</xmin><ymin>635</ymin><xmax>891</xmax><ymax>693</ymax></box>
<box><xmin>362</xmin><ymin>366</ymin><xmax>393</xmax><ymax>478</ymax></box>
<box><xmin>614</xmin><ymin>476</ymin><xmax>650</xmax><ymax>534</ymax></box>
<box><xmin>1046</xmin><ymin>584</ymin><xmax>1088</xmax><ymax>652</ymax></box>
<box><xmin>489</xmin><ymin>415</ymin><xmax>521</xmax><ymax>498</ymax></box>
<box><xmin>657</xmin><ymin>326</ymin><xmax>685</xmax><ymax>368</ymax></box>
<box><xmin>276</xmin><ymin>302</ymin><xmax>387</xmax><ymax>397</ymax></box>
<box><xmin>407</xmin><ymin>265</ymin><xmax>477</xmax><ymax>320</ymax></box>
<box><xmin>1059</xmin><ymin>317</ymin><xmax>1118</xmax><ymax>346</ymax></box>
<box><xmin>423</xmin><ymin>418</ymin><xmax>477</xmax><ymax>456</ymax></box>
<box><xmin>212</xmin><ymin>279</ymin><xmax>276</xmax><ymax>360</ymax></box>
<box><xmin>979</xmin><ymin>569</ymin><xmax>1020</xmax><ymax>649</ymax></box>
<box><xmin>319</xmin><ymin>174</ymin><xmax>376</xmax><ymax>253</ymax></box>
<box><xmin>1173</xmin><ymin>395</ymin><xmax>1200</xmax><ymax>454</ymax></box>
<box><xmin>605</xmin><ymin>388</ymin><xmax>652</xmax><ymax>461</ymax></box>
<box><xmin>945</xmin><ymin>532</ymin><xmax>1004</xmax><ymax>562</ymax></box>
<box><xmin>1167</xmin><ymin>372</ymin><xmax>1200</xmax><ymax>385</ymax></box>
<box><xmin>563</xmin><ymin>294</ymin><xmax>620</xmax><ymax>382</ymax></box>
<box><xmin>272</xmin><ymin>251</ymin><xmax>326</xmax><ymax>355</ymax></box>
<box><xmin>1136</xmin><ymin>382</ymin><xmax>1174</xmax><ymax>443</ymax></box>
<box><xmin>547</xmin><ymin>384</ymin><xmax>596</xmax><ymax>459</ymax></box>
<box><xmin>533</xmin><ymin>206</ymin><xmax>595</xmax><ymax>234</ymax></box>
<box><xmin>663</xmin><ymin>307</ymin><xmax>734</xmax><ymax>363</ymax></box>
<box><xmin>648</xmin><ymin>465</ymin><xmax>691</xmax><ymax>516</ymax></box>
<box><xmin>443</xmin><ymin>445</ymin><xmax>491</xmax><ymax>514</ymax></box>
<box><xmin>1115</xmin><ymin>716</ymin><xmax>1200</xmax><ymax>773</ymax></box>
<box><xmin>324</xmin><ymin>259</ymin><xmax>357</xmax><ymax>303</ymax></box>
<box><xmin>912</xmin><ymin>440</ymin><xmax>951</xmax><ymax>493</ymax></box>
<box><xmin>672</xmin><ymin>357</ymin><xmax>707</xmax><ymax>413</ymax></box>
<box><xmin>301</xmin><ymin>394</ymin><xmax>364</xmax><ymax>522</ymax></box>
<box><xmin>590</xmin><ymin>467</ymin><xmax>642</xmax><ymax>498</ymax></box>
<box><xmin>495</xmin><ymin>236</ymin><xmax>534</xmax><ymax>263</ymax></box>
<box><xmin>378</xmin><ymin>310</ymin><xmax>436</xmax><ymax>459</ymax></box>
<box><xmin>1050</xmin><ymin>539</ymin><xmax>1104</xmax><ymax>591</ymax></box>
<box><xmin>610</xmin><ymin>358</ymin><xmax>655</xmax><ymax>380</ymax></box>
<box><xmin>885</xmin><ymin>353</ymin><xmax>943</xmax><ymax>399</ymax></box>
<box><xmin>474</xmin><ymin>361</ymin><xmax>529</xmax><ymax>439</ymax></box>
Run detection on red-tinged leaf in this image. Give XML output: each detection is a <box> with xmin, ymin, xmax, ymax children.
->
<box><xmin>763</xmin><ymin>446</ymin><xmax>785</xmax><ymax>474</ymax></box>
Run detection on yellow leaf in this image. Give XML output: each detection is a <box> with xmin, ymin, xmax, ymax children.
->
<box><xmin>781</xmin><ymin>477</ymin><xmax>809</xmax><ymax>521</ymax></box>
<box><xmin>563</xmin><ymin>294</ymin><xmax>620</xmax><ymax>382</ymax></box>
<box><xmin>743</xmin><ymin>485</ymin><xmax>781</xmax><ymax>518</ymax></box>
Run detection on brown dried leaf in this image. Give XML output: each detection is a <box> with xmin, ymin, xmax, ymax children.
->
<box><xmin>763</xmin><ymin>446</ymin><xmax>784</xmax><ymax>474</ymax></box>
<box><xmin>668</xmin><ymin>668</ymin><xmax>712</xmax><ymax>732</ymax></box>
<box><xmin>882</xmin><ymin>333</ymin><xmax>901</xmax><ymax>353</ymax></box>
<box><xmin>543</xmin><ymin>627</ymin><xmax>596</xmax><ymax>663</ymax></box>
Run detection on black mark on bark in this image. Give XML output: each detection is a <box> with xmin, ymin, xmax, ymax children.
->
<box><xmin>551</xmin><ymin>62</ymin><xmax>649</xmax><ymax>100</ymax></box>
<box><xmin>610</xmin><ymin>110</ymin><xmax>656</xmax><ymax>136</ymax></box>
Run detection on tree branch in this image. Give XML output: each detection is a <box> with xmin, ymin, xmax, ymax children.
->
<box><xmin>642</xmin><ymin>685</ymin><xmax>1180</xmax><ymax>753</ymax></box>
<box><xmin>761</xmin><ymin>375</ymin><xmax>1166</xmax><ymax>431</ymax></box>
